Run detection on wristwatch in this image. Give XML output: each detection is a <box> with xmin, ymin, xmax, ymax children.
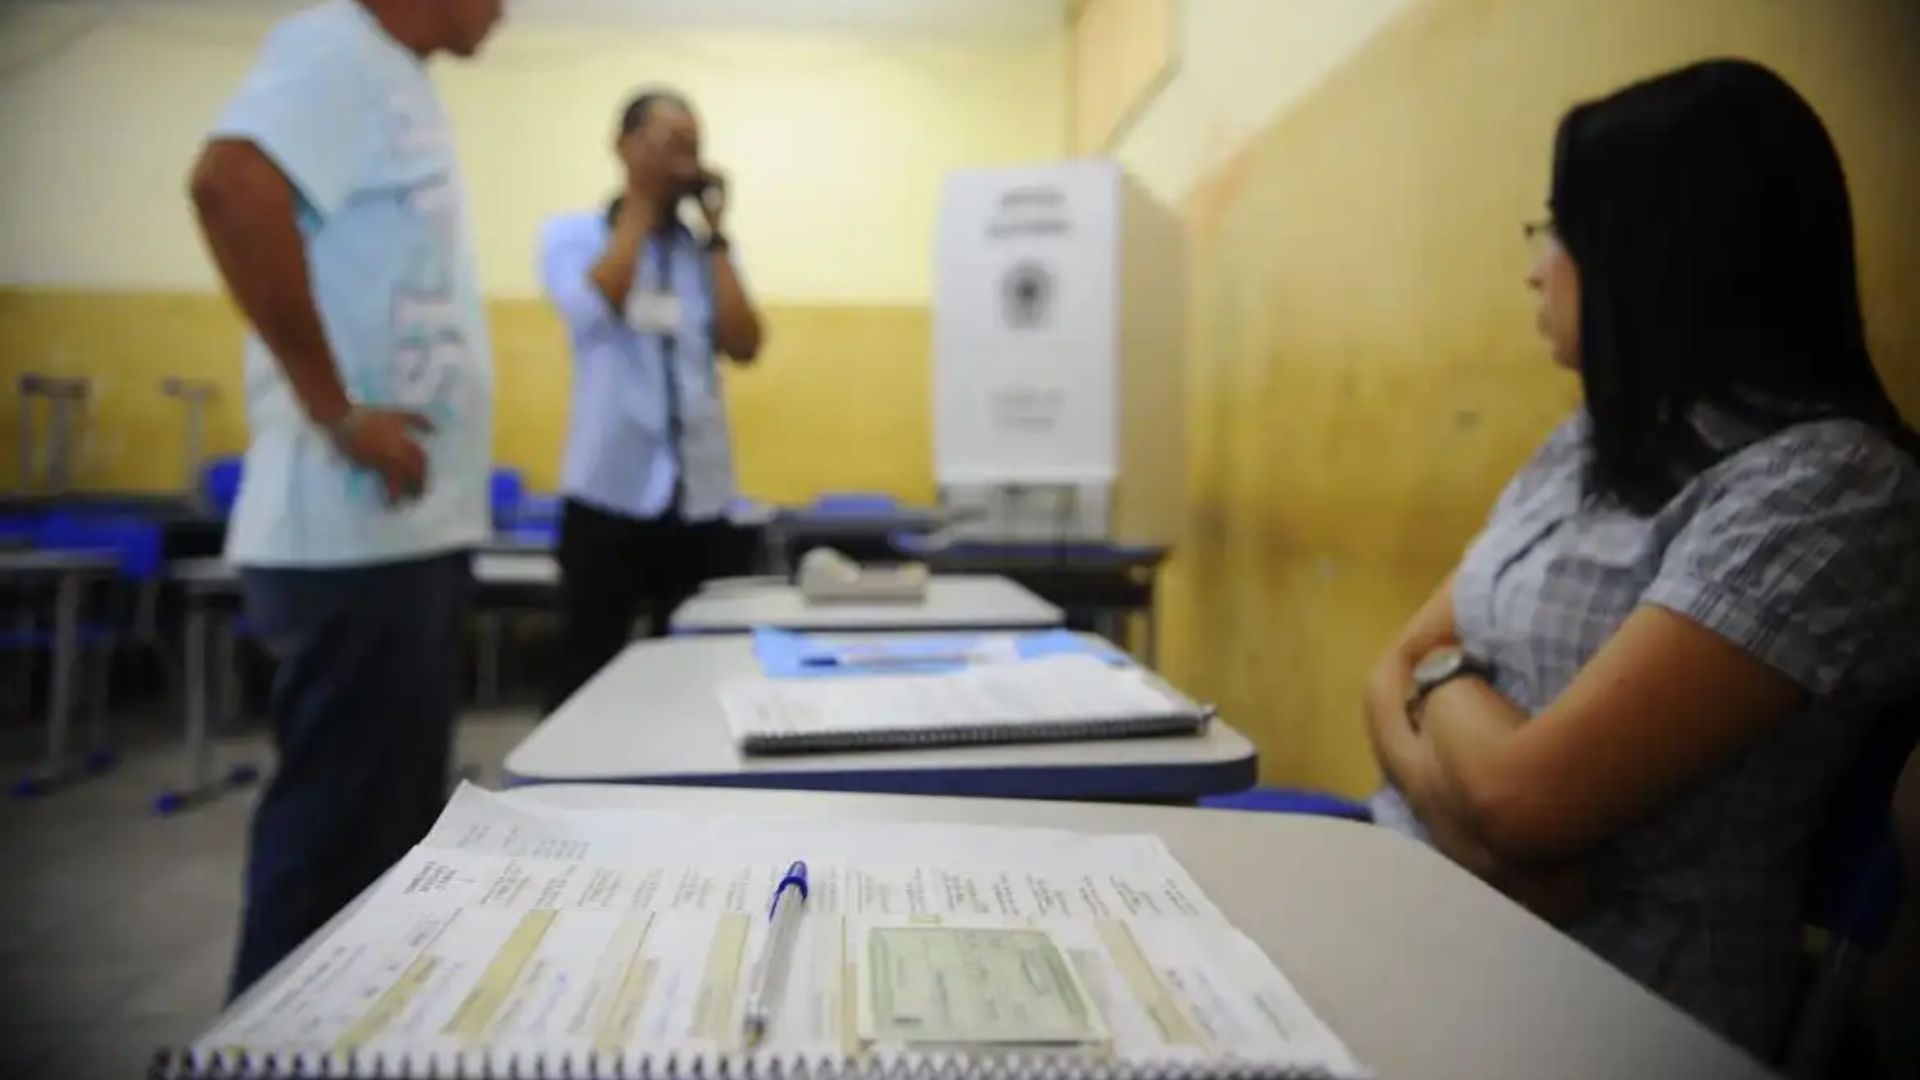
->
<box><xmin>1406</xmin><ymin>646</ymin><xmax>1493</xmax><ymax>726</ymax></box>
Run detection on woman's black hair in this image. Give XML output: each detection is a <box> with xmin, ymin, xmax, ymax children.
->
<box><xmin>1550</xmin><ymin>58</ymin><xmax>1913</xmax><ymax>512</ymax></box>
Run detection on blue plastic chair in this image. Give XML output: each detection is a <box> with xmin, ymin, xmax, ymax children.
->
<box><xmin>35</xmin><ymin>513</ymin><xmax>163</xmax><ymax>582</ymax></box>
<box><xmin>498</xmin><ymin>519</ymin><xmax>559</xmax><ymax>548</ymax></box>
<box><xmin>6</xmin><ymin>513</ymin><xmax>166</xmax><ymax>794</ymax></box>
<box><xmin>0</xmin><ymin>511</ymin><xmax>44</xmax><ymax>548</ymax></box>
<box><xmin>200</xmin><ymin>457</ymin><xmax>244</xmax><ymax>516</ymax></box>
<box><xmin>1199</xmin><ymin>786</ymin><xmax>1373</xmax><ymax>821</ymax></box>
<box><xmin>519</xmin><ymin>494</ymin><xmax>562</xmax><ymax>522</ymax></box>
<box><xmin>808</xmin><ymin>492</ymin><xmax>900</xmax><ymax>517</ymax></box>
<box><xmin>1</xmin><ymin>511</ymin><xmax>55</xmax><ymax>695</ymax></box>
<box><xmin>490</xmin><ymin>467</ymin><xmax>525</xmax><ymax>530</ymax></box>
<box><xmin>1</xmin><ymin>513</ymin><xmax>56</xmax><ymax>710</ymax></box>
<box><xmin>1784</xmin><ymin>703</ymin><xmax>1918</xmax><ymax>1078</ymax></box>
<box><xmin>487</xmin><ymin>471</ymin><xmax>559</xmax><ymax>552</ymax></box>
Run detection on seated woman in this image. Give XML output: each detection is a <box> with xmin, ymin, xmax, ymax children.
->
<box><xmin>1364</xmin><ymin>58</ymin><xmax>1920</xmax><ymax>1058</ymax></box>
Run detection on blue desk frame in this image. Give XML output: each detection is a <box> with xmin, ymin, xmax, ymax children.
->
<box><xmin>505</xmin><ymin>753</ymin><xmax>1256</xmax><ymax>803</ymax></box>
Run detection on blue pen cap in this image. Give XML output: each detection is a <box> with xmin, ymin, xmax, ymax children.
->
<box><xmin>769</xmin><ymin>860</ymin><xmax>809</xmax><ymax>918</ymax></box>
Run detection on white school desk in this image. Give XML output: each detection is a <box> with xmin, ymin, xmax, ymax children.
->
<box><xmin>468</xmin><ymin>552</ymin><xmax>557</xmax><ymax>704</ymax></box>
<box><xmin>163</xmin><ymin>552</ymin><xmax>561</xmax><ymax>809</ymax></box>
<box><xmin>535</xmin><ymin>786</ymin><xmax>1772</xmax><ymax>1080</ymax></box>
<box><xmin>505</xmin><ymin>634</ymin><xmax>1256</xmax><ymax>800</ymax></box>
<box><xmin>668</xmin><ymin>574</ymin><xmax>1063</xmax><ymax>634</ymax></box>
<box><xmin>470</xmin><ymin>550</ymin><xmax>558</xmax><ymax>588</ymax></box>
<box><xmin>220</xmin><ymin>784</ymin><xmax>1773</xmax><ymax>1080</ymax></box>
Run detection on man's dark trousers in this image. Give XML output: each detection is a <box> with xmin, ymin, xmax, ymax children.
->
<box><xmin>227</xmin><ymin>550</ymin><xmax>472</xmax><ymax>999</ymax></box>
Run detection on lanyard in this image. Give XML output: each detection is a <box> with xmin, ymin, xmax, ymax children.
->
<box><xmin>651</xmin><ymin>237</ymin><xmax>686</xmax><ymax>512</ymax></box>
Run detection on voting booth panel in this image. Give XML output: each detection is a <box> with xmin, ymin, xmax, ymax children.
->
<box><xmin>933</xmin><ymin>161</ymin><xmax>1184</xmax><ymax>546</ymax></box>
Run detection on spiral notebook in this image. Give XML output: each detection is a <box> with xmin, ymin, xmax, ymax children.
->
<box><xmin>151</xmin><ymin>786</ymin><xmax>1367</xmax><ymax>1080</ymax></box>
<box><xmin>716</xmin><ymin>653</ymin><xmax>1212</xmax><ymax>755</ymax></box>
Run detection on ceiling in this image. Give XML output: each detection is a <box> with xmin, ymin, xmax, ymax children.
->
<box><xmin>53</xmin><ymin>0</ymin><xmax>1071</xmax><ymax>32</ymax></box>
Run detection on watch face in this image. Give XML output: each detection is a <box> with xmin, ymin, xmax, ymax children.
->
<box><xmin>1414</xmin><ymin>647</ymin><xmax>1464</xmax><ymax>686</ymax></box>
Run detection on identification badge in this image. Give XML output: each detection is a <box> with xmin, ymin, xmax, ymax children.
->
<box><xmin>626</xmin><ymin>290</ymin><xmax>683</xmax><ymax>333</ymax></box>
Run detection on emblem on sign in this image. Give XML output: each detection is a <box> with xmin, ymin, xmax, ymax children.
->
<box><xmin>1000</xmin><ymin>261</ymin><xmax>1054</xmax><ymax>330</ymax></box>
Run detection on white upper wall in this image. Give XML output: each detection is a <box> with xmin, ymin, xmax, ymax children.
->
<box><xmin>53</xmin><ymin>0</ymin><xmax>1068</xmax><ymax>33</ymax></box>
<box><xmin>0</xmin><ymin>2</ymin><xmax>1069</xmax><ymax>303</ymax></box>
<box><xmin>1109</xmin><ymin>0</ymin><xmax>1414</xmax><ymax>206</ymax></box>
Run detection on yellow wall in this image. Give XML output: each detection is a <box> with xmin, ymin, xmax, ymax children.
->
<box><xmin>1071</xmin><ymin>0</ymin><xmax>1177</xmax><ymax>153</ymax></box>
<box><xmin>0</xmin><ymin>4</ymin><xmax>1066</xmax><ymax>303</ymax></box>
<box><xmin>494</xmin><ymin>299</ymin><xmax>936</xmax><ymax>503</ymax></box>
<box><xmin>0</xmin><ymin>3</ymin><xmax>1065</xmax><ymax>497</ymax></box>
<box><xmin>0</xmin><ymin>290</ymin><xmax>934</xmax><ymax>502</ymax></box>
<box><xmin>1122</xmin><ymin>0</ymin><xmax>1920</xmax><ymax>793</ymax></box>
<box><xmin>1103</xmin><ymin>0</ymin><xmax>1415</xmax><ymax>205</ymax></box>
<box><xmin>441</xmin><ymin>25</ymin><xmax>1065</xmax><ymax>304</ymax></box>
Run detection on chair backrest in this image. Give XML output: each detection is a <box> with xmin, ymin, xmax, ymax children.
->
<box><xmin>499</xmin><ymin>520</ymin><xmax>559</xmax><ymax>548</ymax></box>
<box><xmin>0</xmin><ymin>511</ymin><xmax>46</xmax><ymax>545</ymax></box>
<box><xmin>34</xmin><ymin>512</ymin><xmax>164</xmax><ymax>582</ymax></box>
<box><xmin>1804</xmin><ymin>698</ymin><xmax>1920</xmax><ymax>948</ymax></box>
<box><xmin>490</xmin><ymin>468</ymin><xmax>525</xmax><ymax>527</ymax></box>
<box><xmin>1894</xmin><ymin>741</ymin><xmax>1920</xmax><ymax>884</ymax></box>
<box><xmin>809</xmin><ymin>492</ymin><xmax>898</xmax><ymax>516</ymax></box>
<box><xmin>200</xmin><ymin>456</ymin><xmax>243</xmax><ymax>515</ymax></box>
<box><xmin>1785</xmin><ymin>701</ymin><xmax>1918</xmax><ymax>1077</ymax></box>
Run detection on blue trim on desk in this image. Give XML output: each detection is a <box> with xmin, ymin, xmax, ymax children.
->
<box><xmin>672</xmin><ymin>620</ymin><xmax>1060</xmax><ymax>636</ymax></box>
<box><xmin>892</xmin><ymin>536</ymin><xmax>1168</xmax><ymax>563</ymax></box>
<box><xmin>503</xmin><ymin>751</ymin><xmax>1256</xmax><ymax>802</ymax></box>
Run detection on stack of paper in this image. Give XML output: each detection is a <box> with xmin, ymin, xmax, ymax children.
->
<box><xmin>154</xmin><ymin>785</ymin><xmax>1366</xmax><ymax>1080</ymax></box>
<box><xmin>717</xmin><ymin>654</ymin><xmax>1211</xmax><ymax>754</ymax></box>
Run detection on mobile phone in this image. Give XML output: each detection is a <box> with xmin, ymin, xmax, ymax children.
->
<box><xmin>675</xmin><ymin>177</ymin><xmax>718</xmax><ymax>223</ymax></box>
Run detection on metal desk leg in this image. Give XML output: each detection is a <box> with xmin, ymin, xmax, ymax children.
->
<box><xmin>85</xmin><ymin>645</ymin><xmax>112</xmax><ymax>760</ymax></box>
<box><xmin>14</xmin><ymin>569</ymin><xmax>107</xmax><ymax>796</ymax></box>
<box><xmin>216</xmin><ymin>618</ymin><xmax>240</xmax><ymax>732</ymax></box>
<box><xmin>154</xmin><ymin>598</ymin><xmax>217</xmax><ymax>813</ymax></box>
<box><xmin>154</xmin><ymin>593</ymin><xmax>261</xmax><ymax>815</ymax></box>
<box><xmin>476</xmin><ymin>612</ymin><xmax>502</xmax><ymax>706</ymax></box>
<box><xmin>764</xmin><ymin>522</ymin><xmax>791</xmax><ymax>576</ymax></box>
<box><xmin>43</xmin><ymin>569</ymin><xmax>80</xmax><ymax>776</ymax></box>
<box><xmin>134</xmin><ymin>580</ymin><xmax>160</xmax><ymax>643</ymax></box>
<box><xmin>4</xmin><ymin>610</ymin><xmax>29</xmax><ymax>720</ymax></box>
<box><xmin>187</xmin><ymin>601</ymin><xmax>214</xmax><ymax>792</ymax></box>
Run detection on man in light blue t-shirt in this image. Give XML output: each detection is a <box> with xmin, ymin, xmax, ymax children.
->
<box><xmin>190</xmin><ymin>0</ymin><xmax>502</xmax><ymax>997</ymax></box>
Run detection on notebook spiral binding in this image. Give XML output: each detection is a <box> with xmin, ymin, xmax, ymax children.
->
<box><xmin>148</xmin><ymin>1050</ymin><xmax>1333</xmax><ymax>1080</ymax></box>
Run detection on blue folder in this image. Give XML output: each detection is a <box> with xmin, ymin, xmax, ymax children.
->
<box><xmin>751</xmin><ymin>628</ymin><xmax>1127</xmax><ymax>678</ymax></box>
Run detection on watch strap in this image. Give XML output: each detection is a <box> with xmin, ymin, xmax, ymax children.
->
<box><xmin>1406</xmin><ymin>650</ymin><xmax>1491</xmax><ymax>721</ymax></box>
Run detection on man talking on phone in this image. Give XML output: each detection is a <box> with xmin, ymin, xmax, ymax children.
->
<box><xmin>539</xmin><ymin>89</ymin><xmax>765</xmax><ymax>709</ymax></box>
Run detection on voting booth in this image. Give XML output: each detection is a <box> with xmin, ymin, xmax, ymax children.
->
<box><xmin>932</xmin><ymin>160</ymin><xmax>1184</xmax><ymax>546</ymax></box>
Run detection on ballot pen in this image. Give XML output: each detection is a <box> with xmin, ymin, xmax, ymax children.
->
<box><xmin>800</xmin><ymin>651</ymin><xmax>980</xmax><ymax>670</ymax></box>
<box><xmin>741</xmin><ymin>860</ymin><xmax>810</xmax><ymax>1049</ymax></box>
<box><xmin>799</xmin><ymin>639</ymin><xmax>1005</xmax><ymax>669</ymax></box>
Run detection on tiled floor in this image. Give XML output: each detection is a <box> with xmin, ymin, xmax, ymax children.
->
<box><xmin>0</xmin><ymin>707</ymin><xmax>541</xmax><ymax>1080</ymax></box>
